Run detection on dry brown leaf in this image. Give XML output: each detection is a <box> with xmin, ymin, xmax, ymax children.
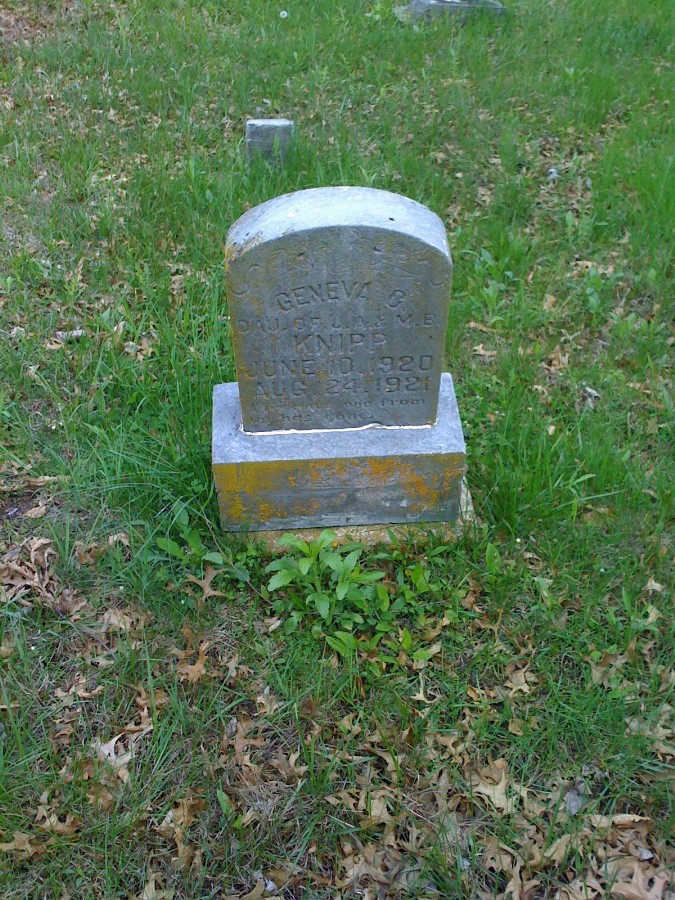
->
<box><xmin>1</xmin><ymin>632</ymin><xmax>15</xmax><ymax>659</ymax></box>
<box><xmin>509</xmin><ymin>717</ymin><xmax>525</xmax><ymax>736</ymax></box>
<box><xmin>86</xmin><ymin>783</ymin><xmax>114</xmax><ymax>811</ymax></box>
<box><xmin>469</xmin><ymin>758</ymin><xmax>517</xmax><ymax>813</ymax></box>
<box><xmin>135</xmin><ymin>873</ymin><xmax>175</xmax><ymax>900</ymax></box>
<box><xmin>264</xmin><ymin>863</ymin><xmax>330</xmax><ymax>891</ymax></box>
<box><xmin>23</xmin><ymin>501</ymin><xmax>49</xmax><ymax>519</ymax></box>
<box><xmin>74</xmin><ymin>532</ymin><xmax>130</xmax><ymax>566</ymax></box>
<box><xmin>223</xmin><ymin>881</ymin><xmax>266</xmax><ymax>900</ymax></box>
<box><xmin>411</xmin><ymin>676</ymin><xmax>436</xmax><ymax>704</ymax></box>
<box><xmin>589</xmin><ymin>646</ymin><xmax>632</xmax><ymax>687</ymax></box>
<box><xmin>255</xmin><ymin>686</ymin><xmax>279</xmax><ymax>716</ymax></box>
<box><xmin>338</xmin><ymin>712</ymin><xmax>362</xmax><ymax>738</ymax></box>
<box><xmin>589</xmin><ymin>814</ymin><xmax>652</xmax><ymax>830</ymax></box>
<box><xmin>644</xmin><ymin>577</ymin><xmax>664</xmax><ymax>594</ymax></box>
<box><xmin>504</xmin><ymin>664</ymin><xmax>538</xmax><ymax>696</ymax></box>
<box><xmin>468</xmin><ymin>320</ymin><xmax>492</xmax><ymax>333</ymax></box>
<box><xmin>604</xmin><ymin>857</ymin><xmax>670</xmax><ymax>900</ymax></box>
<box><xmin>644</xmin><ymin>605</ymin><xmax>663</xmax><ymax>626</ymax></box>
<box><xmin>543</xmin><ymin>833</ymin><xmax>572</xmax><ymax>864</ymax></box>
<box><xmin>624</xmin><ymin>710</ymin><xmax>674</xmax><ymax>760</ymax></box>
<box><xmin>359</xmin><ymin>789</ymin><xmax>395</xmax><ymax>827</ymax></box>
<box><xmin>338</xmin><ymin>841</ymin><xmax>403</xmax><ymax>889</ymax></box>
<box><xmin>185</xmin><ymin>566</ymin><xmax>225</xmax><ymax>608</ymax></box>
<box><xmin>472</xmin><ymin>343</ymin><xmax>497</xmax><ymax>361</ymax></box>
<box><xmin>545</xmin><ymin>348</ymin><xmax>569</xmax><ymax>372</ymax></box>
<box><xmin>171</xmin><ymin>797</ymin><xmax>206</xmax><ymax>828</ymax></box>
<box><xmin>0</xmin><ymin>475</ymin><xmax>60</xmax><ymax>493</ymax></box>
<box><xmin>1</xmin><ymin>536</ymin><xmax>88</xmax><ymax>617</ymax></box>
<box><xmin>233</xmin><ymin>718</ymin><xmax>266</xmax><ymax>769</ymax></box>
<box><xmin>100</xmin><ymin>608</ymin><xmax>136</xmax><ymax>632</ymax></box>
<box><xmin>176</xmin><ymin>641</ymin><xmax>210</xmax><ymax>684</ymax></box>
<box><xmin>92</xmin><ymin>734</ymin><xmax>134</xmax><ymax>783</ymax></box>
<box><xmin>558</xmin><ymin>874</ymin><xmax>606</xmax><ymax>899</ymax></box>
<box><xmin>240</xmin><ymin>882</ymin><xmax>266</xmax><ymax>900</ymax></box>
<box><xmin>36</xmin><ymin>809</ymin><xmax>81</xmax><ymax>836</ymax></box>
<box><xmin>55</xmin><ymin>674</ymin><xmax>104</xmax><ymax>704</ymax></box>
<box><xmin>0</xmin><ymin>831</ymin><xmax>49</xmax><ymax>859</ymax></box>
<box><xmin>270</xmin><ymin>751</ymin><xmax>308</xmax><ymax>784</ymax></box>
<box><xmin>74</xmin><ymin>541</ymin><xmax>102</xmax><ymax>565</ymax></box>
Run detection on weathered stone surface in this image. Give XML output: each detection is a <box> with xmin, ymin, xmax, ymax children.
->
<box><xmin>213</xmin><ymin>374</ymin><xmax>466</xmax><ymax>531</ymax></box>
<box><xmin>225</xmin><ymin>187</ymin><xmax>452</xmax><ymax>433</ymax></box>
<box><xmin>254</xmin><ymin>478</ymin><xmax>474</xmax><ymax>549</ymax></box>
<box><xmin>394</xmin><ymin>0</ymin><xmax>505</xmax><ymax>23</ymax></box>
<box><xmin>245</xmin><ymin>118</ymin><xmax>294</xmax><ymax>164</ymax></box>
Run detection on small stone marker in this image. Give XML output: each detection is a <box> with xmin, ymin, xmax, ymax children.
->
<box><xmin>245</xmin><ymin>118</ymin><xmax>294</xmax><ymax>165</ymax></box>
<box><xmin>213</xmin><ymin>186</ymin><xmax>466</xmax><ymax>532</ymax></box>
<box><xmin>394</xmin><ymin>0</ymin><xmax>505</xmax><ymax>23</ymax></box>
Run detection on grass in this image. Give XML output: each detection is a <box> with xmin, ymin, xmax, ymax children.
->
<box><xmin>0</xmin><ymin>0</ymin><xmax>673</xmax><ymax>896</ymax></box>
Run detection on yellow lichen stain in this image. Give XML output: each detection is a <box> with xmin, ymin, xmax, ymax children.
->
<box><xmin>214</xmin><ymin>450</ymin><xmax>466</xmax><ymax>528</ymax></box>
<box><xmin>257</xmin><ymin>500</ymin><xmax>279</xmax><ymax>522</ymax></box>
<box><xmin>223</xmin><ymin>244</ymin><xmax>236</xmax><ymax>273</ymax></box>
<box><xmin>213</xmin><ymin>468</ymin><xmax>245</xmax><ymax>521</ymax></box>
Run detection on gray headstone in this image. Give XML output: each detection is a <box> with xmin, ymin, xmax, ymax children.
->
<box><xmin>394</xmin><ymin>0</ymin><xmax>506</xmax><ymax>23</ymax></box>
<box><xmin>225</xmin><ymin>186</ymin><xmax>453</xmax><ymax>433</ymax></box>
<box><xmin>245</xmin><ymin>118</ymin><xmax>294</xmax><ymax>165</ymax></box>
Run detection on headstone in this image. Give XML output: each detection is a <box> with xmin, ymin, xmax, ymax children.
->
<box><xmin>213</xmin><ymin>186</ymin><xmax>466</xmax><ymax>532</ymax></box>
<box><xmin>394</xmin><ymin>0</ymin><xmax>505</xmax><ymax>23</ymax></box>
<box><xmin>245</xmin><ymin>118</ymin><xmax>294</xmax><ymax>165</ymax></box>
<box><xmin>225</xmin><ymin>187</ymin><xmax>451</xmax><ymax>433</ymax></box>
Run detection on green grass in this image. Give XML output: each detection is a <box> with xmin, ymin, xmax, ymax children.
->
<box><xmin>0</xmin><ymin>0</ymin><xmax>673</xmax><ymax>896</ymax></box>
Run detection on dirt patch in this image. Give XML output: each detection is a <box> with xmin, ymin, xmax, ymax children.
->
<box><xmin>1</xmin><ymin>206</ymin><xmax>49</xmax><ymax>257</ymax></box>
<box><xmin>0</xmin><ymin>4</ymin><xmax>50</xmax><ymax>45</ymax></box>
<box><xmin>0</xmin><ymin>495</ymin><xmax>37</xmax><ymax>523</ymax></box>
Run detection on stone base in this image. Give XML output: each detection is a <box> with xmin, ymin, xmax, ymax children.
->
<box><xmin>213</xmin><ymin>374</ymin><xmax>466</xmax><ymax>532</ymax></box>
<box><xmin>394</xmin><ymin>0</ymin><xmax>506</xmax><ymax>24</ymax></box>
<box><xmin>255</xmin><ymin>478</ymin><xmax>474</xmax><ymax>551</ymax></box>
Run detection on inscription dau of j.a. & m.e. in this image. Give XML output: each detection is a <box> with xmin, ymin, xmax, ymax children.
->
<box><xmin>225</xmin><ymin>187</ymin><xmax>453</xmax><ymax>433</ymax></box>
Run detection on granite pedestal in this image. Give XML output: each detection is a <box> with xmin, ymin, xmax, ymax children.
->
<box><xmin>213</xmin><ymin>374</ymin><xmax>466</xmax><ymax>532</ymax></box>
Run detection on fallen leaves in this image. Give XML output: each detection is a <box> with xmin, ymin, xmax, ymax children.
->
<box><xmin>184</xmin><ymin>565</ymin><xmax>225</xmax><ymax>610</ymax></box>
<box><xmin>469</xmin><ymin>757</ymin><xmax>517</xmax><ymax>814</ymax></box>
<box><xmin>92</xmin><ymin>733</ymin><xmax>136</xmax><ymax>784</ymax></box>
<box><xmin>1</xmin><ymin>536</ymin><xmax>88</xmax><ymax>616</ymax></box>
<box><xmin>0</xmin><ymin>831</ymin><xmax>51</xmax><ymax>859</ymax></box>
<box><xmin>588</xmin><ymin>640</ymin><xmax>636</xmax><ymax>688</ymax></box>
<box><xmin>472</xmin><ymin>343</ymin><xmax>497</xmax><ymax>361</ymax></box>
<box><xmin>45</xmin><ymin>328</ymin><xmax>86</xmax><ymax>349</ymax></box>
<box><xmin>154</xmin><ymin>795</ymin><xmax>207</xmax><ymax>870</ymax></box>
<box><xmin>22</xmin><ymin>499</ymin><xmax>50</xmax><ymax>519</ymax></box>
<box><xmin>134</xmin><ymin>873</ymin><xmax>175</xmax><ymax>900</ymax></box>
<box><xmin>74</xmin><ymin>531</ymin><xmax>130</xmax><ymax>566</ymax></box>
<box><xmin>0</xmin><ymin>474</ymin><xmax>61</xmax><ymax>494</ymax></box>
<box><xmin>35</xmin><ymin>792</ymin><xmax>81</xmax><ymax>836</ymax></box>
<box><xmin>175</xmin><ymin>640</ymin><xmax>210</xmax><ymax>684</ymax></box>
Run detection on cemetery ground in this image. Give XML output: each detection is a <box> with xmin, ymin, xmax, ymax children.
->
<box><xmin>0</xmin><ymin>0</ymin><xmax>672</xmax><ymax>896</ymax></box>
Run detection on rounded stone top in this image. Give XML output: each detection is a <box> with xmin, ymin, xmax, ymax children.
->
<box><xmin>226</xmin><ymin>186</ymin><xmax>450</xmax><ymax>260</ymax></box>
